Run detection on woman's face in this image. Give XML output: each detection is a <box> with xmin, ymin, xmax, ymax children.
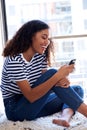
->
<box><xmin>31</xmin><ymin>29</ymin><xmax>50</xmax><ymax>54</ymax></box>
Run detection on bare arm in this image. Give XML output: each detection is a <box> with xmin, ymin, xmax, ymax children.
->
<box><xmin>16</xmin><ymin>64</ymin><xmax>74</xmax><ymax>103</ymax></box>
<box><xmin>16</xmin><ymin>72</ymin><xmax>62</xmax><ymax>103</ymax></box>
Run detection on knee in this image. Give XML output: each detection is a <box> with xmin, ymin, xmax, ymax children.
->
<box><xmin>47</xmin><ymin>68</ymin><xmax>57</xmax><ymax>75</ymax></box>
<box><xmin>72</xmin><ymin>85</ymin><xmax>84</xmax><ymax>98</ymax></box>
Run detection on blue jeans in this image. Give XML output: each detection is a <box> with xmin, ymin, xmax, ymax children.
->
<box><xmin>4</xmin><ymin>69</ymin><xmax>84</xmax><ymax>121</ymax></box>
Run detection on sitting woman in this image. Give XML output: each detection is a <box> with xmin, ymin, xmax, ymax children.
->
<box><xmin>1</xmin><ymin>20</ymin><xmax>87</xmax><ymax>127</ymax></box>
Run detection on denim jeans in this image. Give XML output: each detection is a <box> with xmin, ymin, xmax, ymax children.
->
<box><xmin>4</xmin><ymin>69</ymin><xmax>84</xmax><ymax>121</ymax></box>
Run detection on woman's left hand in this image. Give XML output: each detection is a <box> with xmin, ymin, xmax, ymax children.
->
<box><xmin>55</xmin><ymin>77</ymin><xmax>70</xmax><ymax>88</ymax></box>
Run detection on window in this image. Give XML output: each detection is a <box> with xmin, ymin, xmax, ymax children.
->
<box><xmin>83</xmin><ymin>0</ymin><xmax>87</xmax><ymax>9</ymax></box>
<box><xmin>4</xmin><ymin>0</ymin><xmax>87</xmax><ymax>94</ymax></box>
<box><xmin>0</xmin><ymin>0</ymin><xmax>6</xmax><ymax>84</ymax></box>
<box><xmin>84</xmin><ymin>19</ymin><xmax>87</xmax><ymax>29</ymax></box>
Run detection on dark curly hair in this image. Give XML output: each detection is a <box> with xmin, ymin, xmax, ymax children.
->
<box><xmin>2</xmin><ymin>20</ymin><xmax>54</xmax><ymax>66</ymax></box>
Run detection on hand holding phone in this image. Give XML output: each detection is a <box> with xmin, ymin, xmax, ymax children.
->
<box><xmin>69</xmin><ymin>59</ymin><xmax>76</xmax><ymax>65</ymax></box>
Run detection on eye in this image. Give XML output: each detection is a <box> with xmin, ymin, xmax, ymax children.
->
<box><xmin>42</xmin><ymin>35</ymin><xmax>47</xmax><ymax>40</ymax></box>
<box><xmin>42</xmin><ymin>35</ymin><xmax>51</xmax><ymax>44</ymax></box>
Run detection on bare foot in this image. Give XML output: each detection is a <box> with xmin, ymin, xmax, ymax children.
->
<box><xmin>52</xmin><ymin>118</ymin><xmax>70</xmax><ymax>127</ymax></box>
<box><xmin>52</xmin><ymin>108</ymin><xmax>73</xmax><ymax>127</ymax></box>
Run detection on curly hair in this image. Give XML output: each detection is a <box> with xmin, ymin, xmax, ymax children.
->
<box><xmin>2</xmin><ymin>20</ymin><xmax>54</xmax><ymax>66</ymax></box>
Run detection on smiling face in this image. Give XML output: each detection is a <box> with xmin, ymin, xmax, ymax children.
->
<box><xmin>31</xmin><ymin>29</ymin><xmax>50</xmax><ymax>54</ymax></box>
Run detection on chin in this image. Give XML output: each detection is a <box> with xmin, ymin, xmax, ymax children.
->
<box><xmin>38</xmin><ymin>51</ymin><xmax>45</xmax><ymax>54</ymax></box>
<box><xmin>39</xmin><ymin>52</ymin><xmax>44</xmax><ymax>55</ymax></box>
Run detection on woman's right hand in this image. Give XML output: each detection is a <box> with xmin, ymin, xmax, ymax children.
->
<box><xmin>56</xmin><ymin>64</ymin><xmax>75</xmax><ymax>79</ymax></box>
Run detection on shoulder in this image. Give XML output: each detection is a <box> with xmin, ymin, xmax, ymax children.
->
<box><xmin>4</xmin><ymin>54</ymin><xmax>23</xmax><ymax>68</ymax></box>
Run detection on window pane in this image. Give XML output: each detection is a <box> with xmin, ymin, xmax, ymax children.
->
<box><xmin>5</xmin><ymin>0</ymin><xmax>87</xmax><ymax>38</ymax></box>
<box><xmin>83</xmin><ymin>0</ymin><xmax>87</xmax><ymax>9</ymax></box>
<box><xmin>52</xmin><ymin>37</ymin><xmax>87</xmax><ymax>93</ymax></box>
<box><xmin>4</xmin><ymin>0</ymin><xmax>87</xmax><ymax>94</ymax></box>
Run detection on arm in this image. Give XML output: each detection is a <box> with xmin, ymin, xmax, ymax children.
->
<box><xmin>16</xmin><ymin>64</ymin><xmax>74</xmax><ymax>103</ymax></box>
<box><xmin>16</xmin><ymin>71</ymin><xmax>62</xmax><ymax>103</ymax></box>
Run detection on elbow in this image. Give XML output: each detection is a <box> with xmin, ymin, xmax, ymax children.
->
<box><xmin>27</xmin><ymin>95</ymin><xmax>37</xmax><ymax>103</ymax></box>
<box><xmin>26</xmin><ymin>90</ymin><xmax>38</xmax><ymax>103</ymax></box>
<box><xmin>29</xmin><ymin>98</ymin><xmax>35</xmax><ymax>103</ymax></box>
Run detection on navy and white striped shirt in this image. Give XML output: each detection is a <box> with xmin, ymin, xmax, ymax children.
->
<box><xmin>1</xmin><ymin>53</ymin><xmax>47</xmax><ymax>99</ymax></box>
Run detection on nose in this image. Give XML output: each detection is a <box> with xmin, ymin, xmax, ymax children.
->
<box><xmin>45</xmin><ymin>38</ymin><xmax>50</xmax><ymax>46</ymax></box>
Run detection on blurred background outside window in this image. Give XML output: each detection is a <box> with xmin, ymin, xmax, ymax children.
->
<box><xmin>4</xmin><ymin>0</ymin><xmax>87</xmax><ymax>95</ymax></box>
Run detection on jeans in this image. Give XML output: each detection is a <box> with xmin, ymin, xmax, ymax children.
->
<box><xmin>4</xmin><ymin>69</ymin><xmax>84</xmax><ymax>121</ymax></box>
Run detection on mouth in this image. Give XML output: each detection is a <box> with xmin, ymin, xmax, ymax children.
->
<box><xmin>42</xmin><ymin>45</ymin><xmax>47</xmax><ymax>49</ymax></box>
<box><xmin>41</xmin><ymin>46</ymin><xmax>47</xmax><ymax>53</ymax></box>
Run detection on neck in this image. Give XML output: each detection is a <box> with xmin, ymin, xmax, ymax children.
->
<box><xmin>23</xmin><ymin>48</ymin><xmax>35</xmax><ymax>62</ymax></box>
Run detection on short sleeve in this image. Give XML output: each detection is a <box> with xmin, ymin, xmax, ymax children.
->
<box><xmin>7</xmin><ymin>60</ymin><xmax>27</xmax><ymax>82</ymax></box>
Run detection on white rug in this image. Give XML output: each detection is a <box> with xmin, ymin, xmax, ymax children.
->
<box><xmin>0</xmin><ymin>91</ymin><xmax>87</xmax><ymax>130</ymax></box>
<box><xmin>0</xmin><ymin>112</ymin><xmax>87</xmax><ymax>130</ymax></box>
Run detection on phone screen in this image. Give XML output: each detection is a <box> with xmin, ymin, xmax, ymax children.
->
<box><xmin>69</xmin><ymin>59</ymin><xmax>76</xmax><ymax>65</ymax></box>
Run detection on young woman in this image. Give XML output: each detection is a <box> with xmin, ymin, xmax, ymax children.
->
<box><xmin>1</xmin><ymin>20</ymin><xmax>87</xmax><ymax>127</ymax></box>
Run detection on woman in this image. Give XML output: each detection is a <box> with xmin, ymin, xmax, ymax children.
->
<box><xmin>1</xmin><ymin>20</ymin><xmax>87</xmax><ymax>127</ymax></box>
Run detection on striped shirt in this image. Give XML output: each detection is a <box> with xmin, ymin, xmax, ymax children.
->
<box><xmin>1</xmin><ymin>53</ymin><xmax>47</xmax><ymax>99</ymax></box>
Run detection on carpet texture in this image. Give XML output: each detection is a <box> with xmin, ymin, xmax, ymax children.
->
<box><xmin>0</xmin><ymin>91</ymin><xmax>87</xmax><ymax>130</ymax></box>
<box><xmin>0</xmin><ymin>112</ymin><xmax>87</xmax><ymax>130</ymax></box>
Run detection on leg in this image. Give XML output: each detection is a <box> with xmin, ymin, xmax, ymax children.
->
<box><xmin>35</xmin><ymin>70</ymin><xmax>87</xmax><ymax>122</ymax></box>
<box><xmin>33</xmin><ymin>69</ymin><xmax>85</xmax><ymax>118</ymax></box>
<box><xmin>53</xmin><ymin>108</ymin><xmax>73</xmax><ymax>127</ymax></box>
<box><xmin>53</xmin><ymin>103</ymin><xmax>87</xmax><ymax>127</ymax></box>
<box><xmin>38</xmin><ymin>69</ymin><xmax>87</xmax><ymax>119</ymax></box>
<box><xmin>70</xmin><ymin>86</ymin><xmax>87</xmax><ymax>117</ymax></box>
<box><xmin>36</xmin><ymin>93</ymin><xmax>63</xmax><ymax>117</ymax></box>
<box><xmin>53</xmin><ymin>102</ymin><xmax>87</xmax><ymax>127</ymax></box>
<box><xmin>4</xmin><ymin>68</ymin><xmax>87</xmax><ymax>121</ymax></box>
<box><xmin>52</xmin><ymin>86</ymin><xmax>83</xmax><ymax>111</ymax></box>
<box><xmin>4</xmin><ymin>69</ymin><xmax>58</xmax><ymax>121</ymax></box>
<box><xmin>77</xmin><ymin>103</ymin><xmax>87</xmax><ymax>117</ymax></box>
<box><xmin>53</xmin><ymin>85</ymin><xmax>84</xmax><ymax>127</ymax></box>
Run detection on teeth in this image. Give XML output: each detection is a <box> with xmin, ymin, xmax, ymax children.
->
<box><xmin>42</xmin><ymin>46</ymin><xmax>47</xmax><ymax>48</ymax></box>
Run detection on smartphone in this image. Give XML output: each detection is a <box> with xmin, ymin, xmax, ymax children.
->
<box><xmin>69</xmin><ymin>59</ymin><xmax>76</xmax><ymax>65</ymax></box>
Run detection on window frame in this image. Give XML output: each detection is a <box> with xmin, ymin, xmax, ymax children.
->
<box><xmin>0</xmin><ymin>0</ymin><xmax>8</xmax><ymax>42</ymax></box>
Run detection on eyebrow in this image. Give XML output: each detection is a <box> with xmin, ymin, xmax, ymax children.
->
<box><xmin>42</xmin><ymin>34</ymin><xmax>47</xmax><ymax>36</ymax></box>
<box><xmin>42</xmin><ymin>33</ymin><xmax>51</xmax><ymax>40</ymax></box>
<box><xmin>42</xmin><ymin>34</ymin><xmax>51</xmax><ymax>39</ymax></box>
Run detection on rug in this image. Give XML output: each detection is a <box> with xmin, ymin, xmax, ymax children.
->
<box><xmin>0</xmin><ymin>112</ymin><xmax>87</xmax><ymax>130</ymax></box>
<box><xmin>0</xmin><ymin>91</ymin><xmax>87</xmax><ymax>130</ymax></box>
